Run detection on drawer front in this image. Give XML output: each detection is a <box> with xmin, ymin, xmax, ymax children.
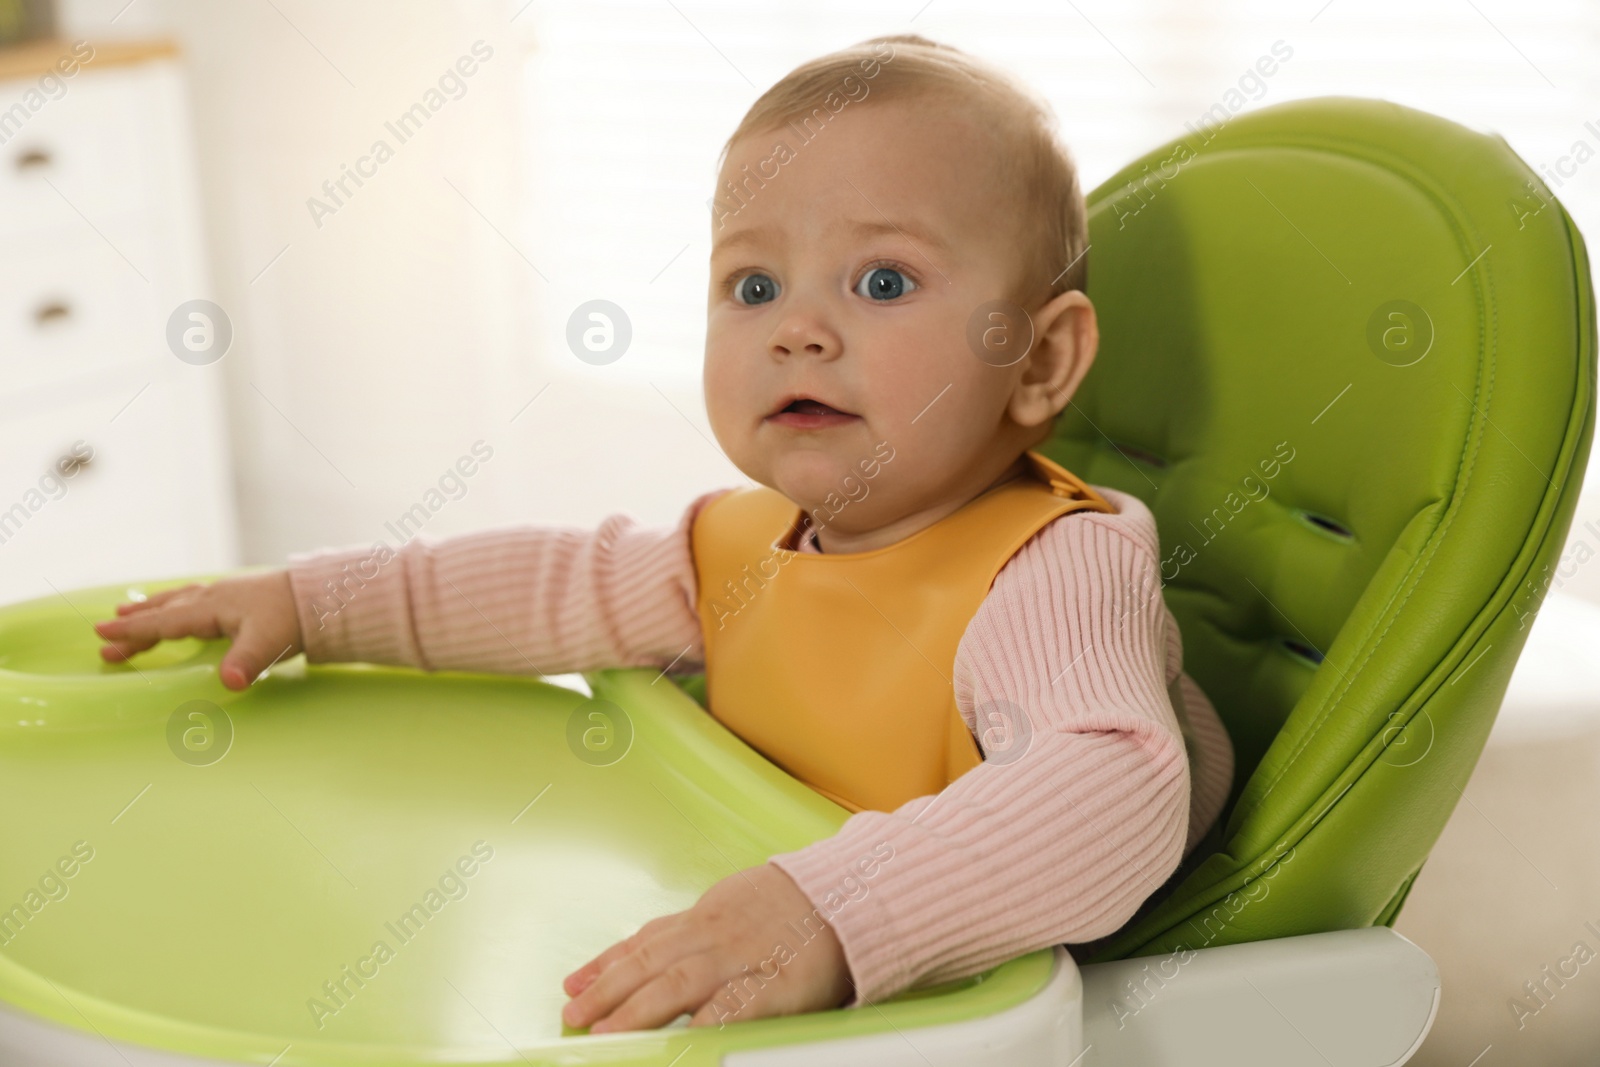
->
<box><xmin>0</xmin><ymin>373</ymin><xmax>234</xmax><ymax>606</ymax></box>
<box><xmin>0</xmin><ymin>58</ymin><xmax>159</xmax><ymax>240</ymax></box>
<box><xmin>0</xmin><ymin>228</ymin><xmax>162</xmax><ymax>395</ymax></box>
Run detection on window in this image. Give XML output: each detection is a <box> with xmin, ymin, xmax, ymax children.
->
<box><xmin>516</xmin><ymin>0</ymin><xmax>1599</xmax><ymax>389</ymax></box>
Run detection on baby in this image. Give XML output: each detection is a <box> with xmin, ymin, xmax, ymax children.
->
<box><xmin>93</xmin><ymin>35</ymin><xmax>1232</xmax><ymax>1033</ymax></box>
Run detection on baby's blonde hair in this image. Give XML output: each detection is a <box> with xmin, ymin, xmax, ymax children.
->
<box><xmin>719</xmin><ymin>34</ymin><xmax>1089</xmax><ymax>302</ymax></box>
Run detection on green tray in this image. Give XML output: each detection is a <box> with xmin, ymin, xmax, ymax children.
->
<box><xmin>0</xmin><ymin>577</ymin><xmax>1053</xmax><ymax>1065</ymax></box>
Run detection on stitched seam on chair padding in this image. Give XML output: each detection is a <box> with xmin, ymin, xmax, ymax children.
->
<box><xmin>1202</xmin><ymin>135</ymin><xmax>1495</xmax><ymax>825</ymax></box>
<box><xmin>1135</xmin><ymin>219</ymin><xmax>1592</xmax><ymax>960</ymax></box>
<box><xmin>1103</xmin><ymin>463</ymin><xmax>1586</xmax><ymax>964</ymax></box>
<box><xmin>1182</xmin><ymin>216</ymin><xmax>1583</xmax><ymax>956</ymax></box>
<box><xmin>1084</xmin><ymin>112</ymin><xmax>1592</xmax><ymax>964</ymax></box>
<box><xmin>1089</xmin><ymin>131</ymin><xmax>1493</xmax><ymax>826</ymax></box>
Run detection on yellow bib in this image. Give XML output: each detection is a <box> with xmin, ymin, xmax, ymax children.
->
<box><xmin>690</xmin><ymin>449</ymin><xmax>1118</xmax><ymax>814</ymax></box>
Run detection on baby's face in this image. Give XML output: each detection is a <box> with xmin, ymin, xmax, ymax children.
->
<box><xmin>704</xmin><ymin>96</ymin><xmax>1062</xmax><ymax>544</ymax></box>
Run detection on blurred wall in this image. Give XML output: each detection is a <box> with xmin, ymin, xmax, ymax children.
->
<box><xmin>58</xmin><ymin>0</ymin><xmax>741</xmax><ymax>567</ymax></box>
<box><xmin>55</xmin><ymin>0</ymin><xmax>1600</xmax><ymax>608</ymax></box>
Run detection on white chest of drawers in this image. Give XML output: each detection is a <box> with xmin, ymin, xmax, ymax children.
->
<box><xmin>0</xmin><ymin>39</ymin><xmax>237</xmax><ymax>607</ymax></box>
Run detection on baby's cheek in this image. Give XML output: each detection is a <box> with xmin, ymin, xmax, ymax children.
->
<box><xmin>700</xmin><ymin>354</ymin><xmax>770</xmax><ymax>472</ymax></box>
<box><xmin>700</xmin><ymin>348</ymin><xmax>744</xmax><ymax>420</ymax></box>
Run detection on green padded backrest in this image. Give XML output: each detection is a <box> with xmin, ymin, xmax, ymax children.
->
<box><xmin>1042</xmin><ymin>96</ymin><xmax>1595</xmax><ymax>960</ymax></box>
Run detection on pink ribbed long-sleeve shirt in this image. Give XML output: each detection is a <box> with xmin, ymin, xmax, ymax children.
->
<box><xmin>285</xmin><ymin>484</ymin><xmax>1234</xmax><ymax>1008</ymax></box>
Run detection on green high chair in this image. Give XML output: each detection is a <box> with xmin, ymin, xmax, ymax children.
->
<box><xmin>0</xmin><ymin>95</ymin><xmax>1592</xmax><ymax>1066</ymax></box>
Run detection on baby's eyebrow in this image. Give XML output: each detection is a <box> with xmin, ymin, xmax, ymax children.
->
<box><xmin>716</xmin><ymin>217</ymin><xmax>960</xmax><ymax>265</ymax></box>
<box><xmin>713</xmin><ymin>226</ymin><xmax>775</xmax><ymax>254</ymax></box>
<box><xmin>846</xmin><ymin>217</ymin><xmax>952</xmax><ymax>259</ymax></box>
<box><xmin>847</xmin><ymin>217</ymin><xmax>954</xmax><ymax>284</ymax></box>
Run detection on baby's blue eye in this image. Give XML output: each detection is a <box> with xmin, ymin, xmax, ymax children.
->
<box><xmin>856</xmin><ymin>267</ymin><xmax>915</xmax><ymax>301</ymax></box>
<box><xmin>735</xmin><ymin>273</ymin><xmax>779</xmax><ymax>305</ymax></box>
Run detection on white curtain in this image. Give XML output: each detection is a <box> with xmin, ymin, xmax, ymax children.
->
<box><xmin>517</xmin><ymin>0</ymin><xmax>1600</xmax><ymax>386</ymax></box>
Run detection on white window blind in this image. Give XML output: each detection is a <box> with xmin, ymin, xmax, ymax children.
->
<box><xmin>514</xmin><ymin>0</ymin><xmax>1600</xmax><ymax>389</ymax></box>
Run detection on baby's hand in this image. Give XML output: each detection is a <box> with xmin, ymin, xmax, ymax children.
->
<box><xmin>92</xmin><ymin>571</ymin><xmax>304</xmax><ymax>691</ymax></box>
<box><xmin>561</xmin><ymin>862</ymin><xmax>853</xmax><ymax>1032</ymax></box>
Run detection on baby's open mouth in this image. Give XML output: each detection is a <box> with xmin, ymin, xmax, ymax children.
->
<box><xmin>766</xmin><ymin>394</ymin><xmax>859</xmax><ymax>428</ymax></box>
<box><xmin>781</xmin><ymin>398</ymin><xmax>847</xmax><ymax>415</ymax></box>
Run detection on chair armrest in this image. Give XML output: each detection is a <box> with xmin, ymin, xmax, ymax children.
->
<box><xmin>1079</xmin><ymin>927</ymin><xmax>1439</xmax><ymax>1066</ymax></box>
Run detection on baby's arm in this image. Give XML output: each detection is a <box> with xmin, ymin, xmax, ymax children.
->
<box><xmin>766</xmin><ymin>495</ymin><xmax>1231</xmax><ymax>1006</ymax></box>
<box><xmin>94</xmin><ymin>488</ymin><xmax>730</xmax><ymax>688</ymax></box>
<box><xmin>285</xmin><ymin>488</ymin><xmax>729</xmax><ymax>677</ymax></box>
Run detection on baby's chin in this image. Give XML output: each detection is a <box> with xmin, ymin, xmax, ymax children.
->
<box><xmin>757</xmin><ymin>445</ymin><xmax>873</xmax><ymax>508</ymax></box>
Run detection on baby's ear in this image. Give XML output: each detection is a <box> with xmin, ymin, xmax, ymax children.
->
<box><xmin>1008</xmin><ymin>290</ymin><xmax>1098</xmax><ymax>431</ymax></box>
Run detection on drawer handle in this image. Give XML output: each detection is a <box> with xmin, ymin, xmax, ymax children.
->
<box><xmin>15</xmin><ymin>149</ymin><xmax>51</xmax><ymax>172</ymax></box>
<box><xmin>34</xmin><ymin>301</ymin><xmax>72</xmax><ymax>327</ymax></box>
<box><xmin>56</xmin><ymin>447</ymin><xmax>92</xmax><ymax>477</ymax></box>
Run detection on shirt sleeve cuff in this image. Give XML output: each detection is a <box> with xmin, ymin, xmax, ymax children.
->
<box><xmin>767</xmin><ymin>812</ymin><xmax>914</xmax><ymax>1007</ymax></box>
<box><xmin>285</xmin><ymin>540</ymin><xmax>409</xmax><ymax>665</ymax></box>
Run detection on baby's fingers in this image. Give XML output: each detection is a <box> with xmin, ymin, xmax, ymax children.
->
<box><xmin>216</xmin><ymin>618</ymin><xmax>293</xmax><ymax>691</ymax></box>
<box><xmin>94</xmin><ymin>601</ymin><xmax>222</xmax><ymax>660</ymax></box>
<box><xmin>588</xmin><ymin>954</ymin><xmax>721</xmax><ymax>1033</ymax></box>
<box><xmin>98</xmin><ymin>638</ymin><xmax>154</xmax><ymax>663</ymax></box>
<box><xmin>113</xmin><ymin>583</ymin><xmax>201</xmax><ymax>616</ymax></box>
<box><xmin>563</xmin><ymin>940</ymin><xmax>658</xmax><ymax>1031</ymax></box>
<box><xmin>563</xmin><ymin>915</ymin><xmax>675</xmax><ymax>997</ymax></box>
